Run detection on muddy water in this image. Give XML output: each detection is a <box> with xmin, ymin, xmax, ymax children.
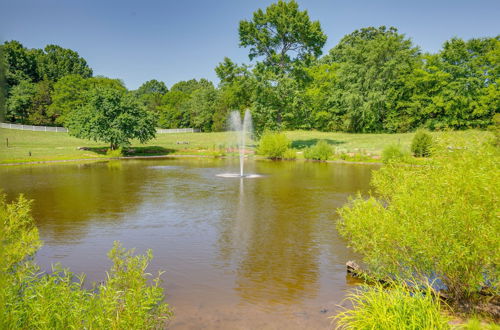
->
<box><xmin>0</xmin><ymin>158</ymin><xmax>378</xmax><ymax>329</ymax></box>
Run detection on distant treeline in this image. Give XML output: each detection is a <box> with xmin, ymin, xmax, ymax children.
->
<box><xmin>1</xmin><ymin>3</ymin><xmax>498</xmax><ymax>134</ymax></box>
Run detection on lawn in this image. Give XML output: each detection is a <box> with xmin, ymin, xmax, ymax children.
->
<box><xmin>0</xmin><ymin>128</ymin><xmax>492</xmax><ymax>164</ymax></box>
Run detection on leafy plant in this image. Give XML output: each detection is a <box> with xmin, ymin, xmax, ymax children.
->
<box><xmin>106</xmin><ymin>147</ymin><xmax>123</xmax><ymax>158</ymax></box>
<box><xmin>304</xmin><ymin>140</ymin><xmax>333</xmax><ymax>161</ymax></box>
<box><xmin>257</xmin><ymin>131</ymin><xmax>290</xmax><ymax>159</ymax></box>
<box><xmin>0</xmin><ymin>195</ymin><xmax>172</xmax><ymax>329</ymax></box>
<box><xmin>332</xmin><ymin>281</ymin><xmax>450</xmax><ymax>329</ymax></box>
<box><xmin>381</xmin><ymin>144</ymin><xmax>410</xmax><ymax>163</ymax></box>
<box><xmin>411</xmin><ymin>129</ymin><xmax>433</xmax><ymax>157</ymax></box>
<box><xmin>283</xmin><ymin>148</ymin><xmax>297</xmax><ymax>160</ymax></box>
<box><xmin>338</xmin><ymin>144</ymin><xmax>500</xmax><ymax>306</ymax></box>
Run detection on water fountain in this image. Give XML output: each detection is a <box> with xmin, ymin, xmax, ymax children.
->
<box><xmin>217</xmin><ymin>110</ymin><xmax>260</xmax><ymax>178</ymax></box>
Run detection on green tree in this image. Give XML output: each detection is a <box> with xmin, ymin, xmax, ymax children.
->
<box><xmin>5</xmin><ymin>79</ymin><xmax>36</xmax><ymax>123</ymax></box>
<box><xmin>325</xmin><ymin>26</ymin><xmax>421</xmax><ymax>132</ymax></box>
<box><xmin>48</xmin><ymin>74</ymin><xmax>89</xmax><ymax>124</ymax></box>
<box><xmin>27</xmin><ymin>79</ymin><xmax>54</xmax><ymax>125</ymax></box>
<box><xmin>135</xmin><ymin>79</ymin><xmax>168</xmax><ymax>116</ymax></box>
<box><xmin>66</xmin><ymin>87</ymin><xmax>156</xmax><ymax>150</ymax></box>
<box><xmin>239</xmin><ymin>0</ymin><xmax>326</xmax><ymax>72</ymax></box>
<box><xmin>36</xmin><ymin>44</ymin><xmax>92</xmax><ymax>82</ymax></box>
<box><xmin>1</xmin><ymin>41</ymin><xmax>39</xmax><ymax>89</ymax></box>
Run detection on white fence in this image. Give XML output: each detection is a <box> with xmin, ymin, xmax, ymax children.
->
<box><xmin>1</xmin><ymin>123</ymin><xmax>200</xmax><ymax>134</ymax></box>
<box><xmin>0</xmin><ymin>122</ymin><xmax>68</xmax><ymax>132</ymax></box>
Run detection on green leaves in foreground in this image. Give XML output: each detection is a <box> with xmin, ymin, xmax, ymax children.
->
<box><xmin>338</xmin><ymin>143</ymin><xmax>500</xmax><ymax>305</ymax></box>
<box><xmin>333</xmin><ymin>282</ymin><xmax>450</xmax><ymax>330</ymax></box>
<box><xmin>0</xmin><ymin>195</ymin><xmax>172</xmax><ymax>329</ymax></box>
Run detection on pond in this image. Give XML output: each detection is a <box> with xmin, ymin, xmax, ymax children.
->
<box><xmin>0</xmin><ymin>158</ymin><xmax>378</xmax><ymax>329</ymax></box>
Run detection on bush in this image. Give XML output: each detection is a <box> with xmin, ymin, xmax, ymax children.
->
<box><xmin>106</xmin><ymin>147</ymin><xmax>123</xmax><ymax>158</ymax></box>
<box><xmin>333</xmin><ymin>282</ymin><xmax>449</xmax><ymax>329</ymax></box>
<box><xmin>338</xmin><ymin>145</ymin><xmax>500</xmax><ymax>305</ymax></box>
<box><xmin>0</xmin><ymin>195</ymin><xmax>172</xmax><ymax>329</ymax></box>
<box><xmin>304</xmin><ymin>140</ymin><xmax>333</xmax><ymax>161</ymax></box>
<box><xmin>283</xmin><ymin>148</ymin><xmax>297</xmax><ymax>160</ymax></box>
<box><xmin>381</xmin><ymin>144</ymin><xmax>410</xmax><ymax>164</ymax></box>
<box><xmin>411</xmin><ymin>129</ymin><xmax>433</xmax><ymax>157</ymax></box>
<box><xmin>257</xmin><ymin>131</ymin><xmax>290</xmax><ymax>159</ymax></box>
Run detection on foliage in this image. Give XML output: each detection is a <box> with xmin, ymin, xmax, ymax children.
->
<box><xmin>5</xmin><ymin>79</ymin><xmax>36</xmax><ymax>123</ymax></box>
<box><xmin>239</xmin><ymin>0</ymin><xmax>326</xmax><ymax>72</ymax></box>
<box><xmin>337</xmin><ymin>144</ymin><xmax>500</xmax><ymax>305</ymax></box>
<box><xmin>106</xmin><ymin>147</ymin><xmax>123</xmax><ymax>157</ymax></box>
<box><xmin>257</xmin><ymin>131</ymin><xmax>290</xmax><ymax>159</ymax></box>
<box><xmin>324</xmin><ymin>26</ymin><xmax>421</xmax><ymax>132</ymax></box>
<box><xmin>35</xmin><ymin>44</ymin><xmax>92</xmax><ymax>82</ymax></box>
<box><xmin>283</xmin><ymin>148</ymin><xmax>297</xmax><ymax>160</ymax></box>
<box><xmin>381</xmin><ymin>144</ymin><xmax>410</xmax><ymax>164</ymax></box>
<box><xmin>0</xmin><ymin>195</ymin><xmax>172</xmax><ymax>329</ymax></box>
<box><xmin>332</xmin><ymin>281</ymin><xmax>450</xmax><ymax>329</ymax></box>
<box><xmin>411</xmin><ymin>129</ymin><xmax>433</xmax><ymax>157</ymax></box>
<box><xmin>303</xmin><ymin>140</ymin><xmax>332</xmax><ymax>160</ymax></box>
<box><xmin>66</xmin><ymin>87</ymin><xmax>156</xmax><ymax>149</ymax></box>
<box><xmin>47</xmin><ymin>74</ymin><xmax>89</xmax><ymax>124</ymax></box>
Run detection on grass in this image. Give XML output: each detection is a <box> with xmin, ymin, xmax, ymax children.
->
<box><xmin>0</xmin><ymin>128</ymin><xmax>492</xmax><ymax>164</ymax></box>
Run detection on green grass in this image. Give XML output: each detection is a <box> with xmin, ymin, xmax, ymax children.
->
<box><xmin>0</xmin><ymin>128</ymin><xmax>492</xmax><ymax>164</ymax></box>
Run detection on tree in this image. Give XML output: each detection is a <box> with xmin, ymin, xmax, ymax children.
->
<box><xmin>27</xmin><ymin>79</ymin><xmax>53</xmax><ymax>125</ymax></box>
<box><xmin>5</xmin><ymin>79</ymin><xmax>36</xmax><ymax>123</ymax></box>
<box><xmin>324</xmin><ymin>26</ymin><xmax>421</xmax><ymax>132</ymax></box>
<box><xmin>135</xmin><ymin>79</ymin><xmax>168</xmax><ymax>115</ymax></box>
<box><xmin>66</xmin><ymin>87</ymin><xmax>156</xmax><ymax>150</ymax></box>
<box><xmin>239</xmin><ymin>0</ymin><xmax>327</xmax><ymax>72</ymax></box>
<box><xmin>48</xmin><ymin>74</ymin><xmax>89</xmax><ymax>124</ymax></box>
<box><xmin>1</xmin><ymin>41</ymin><xmax>39</xmax><ymax>89</ymax></box>
<box><xmin>36</xmin><ymin>44</ymin><xmax>92</xmax><ymax>82</ymax></box>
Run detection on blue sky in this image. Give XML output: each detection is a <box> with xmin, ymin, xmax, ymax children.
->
<box><xmin>1</xmin><ymin>0</ymin><xmax>499</xmax><ymax>89</ymax></box>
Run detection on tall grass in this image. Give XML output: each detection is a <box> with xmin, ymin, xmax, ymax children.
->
<box><xmin>333</xmin><ymin>281</ymin><xmax>450</xmax><ymax>329</ymax></box>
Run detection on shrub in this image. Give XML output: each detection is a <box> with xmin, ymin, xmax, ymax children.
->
<box><xmin>0</xmin><ymin>195</ymin><xmax>172</xmax><ymax>329</ymax></box>
<box><xmin>283</xmin><ymin>148</ymin><xmax>297</xmax><ymax>160</ymax></box>
<box><xmin>304</xmin><ymin>140</ymin><xmax>333</xmax><ymax>161</ymax></box>
<box><xmin>333</xmin><ymin>282</ymin><xmax>449</xmax><ymax>329</ymax></box>
<box><xmin>337</xmin><ymin>145</ymin><xmax>500</xmax><ymax>305</ymax></box>
<box><xmin>106</xmin><ymin>147</ymin><xmax>123</xmax><ymax>158</ymax></box>
<box><xmin>411</xmin><ymin>129</ymin><xmax>433</xmax><ymax>157</ymax></box>
<box><xmin>381</xmin><ymin>144</ymin><xmax>409</xmax><ymax>164</ymax></box>
<box><xmin>257</xmin><ymin>131</ymin><xmax>290</xmax><ymax>159</ymax></box>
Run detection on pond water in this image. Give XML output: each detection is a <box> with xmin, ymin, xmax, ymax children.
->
<box><xmin>0</xmin><ymin>158</ymin><xmax>378</xmax><ymax>329</ymax></box>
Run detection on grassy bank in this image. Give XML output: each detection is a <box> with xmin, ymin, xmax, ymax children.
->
<box><xmin>0</xmin><ymin>128</ymin><xmax>491</xmax><ymax>164</ymax></box>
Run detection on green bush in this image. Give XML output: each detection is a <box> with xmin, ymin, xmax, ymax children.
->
<box><xmin>0</xmin><ymin>195</ymin><xmax>172</xmax><ymax>329</ymax></box>
<box><xmin>257</xmin><ymin>131</ymin><xmax>290</xmax><ymax>159</ymax></box>
<box><xmin>411</xmin><ymin>129</ymin><xmax>433</xmax><ymax>157</ymax></box>
<box><xmin>283</xmin><ymin>148</ymin><xmax>297</xmax><ymax>160</ymax></box>
<box><xmin>338</xmin><ymin>145</ymin><xmax>500</xmax><ymax>305</ymax></box>
<box><xmin>304</xmin><ymin>140</ymin><xmax>333</xmax><ymax>161</ymax></box>
<box><xmin>106</xmin><ymin>147</ymin><xmax>123</xmax><ymax>158</ymax></box>
<box><xmin>333</xmin><ymin>282</ymin><xmax>449</xmax><ymax>329</ymax></box>
<box><xmin>381</xmin><ymin>144</ymin><xmax>410</xmax><ymax>164</ymax></box>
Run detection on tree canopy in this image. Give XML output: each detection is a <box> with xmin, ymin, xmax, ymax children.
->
<box><xmin>66</xmin><ymin>87</ymin><xmax>156</xmax><ymax>150</ymax></box>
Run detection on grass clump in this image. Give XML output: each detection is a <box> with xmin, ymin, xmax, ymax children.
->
<box><xmin>381</xmin><ymin>144</ymin><xmax>410</xmax><ymax>163</ymax></box>
<box><xmin>106</xmin><ymin>147</ymin><xmax>123</xmax><ymax>158</ymax></box>
<box><xmin>257</xmin><ymin>131</ymin><xmax>290</xmax><ymax>159</ymax></box>
<box><xmin>0</xmin><ymin>195</ymin><xmax>172</xmax><ymax>329</ymax></box>
<box><xmin>411</xmin><ymin>129</ymin><xmax>434</xmax><ymax>157</ymax></box>
<box><xmin>283</xmin><ymin>148</ymin><xmax>297</xmax><ymax>160</ymax></box>
<box><xmin>333</xmin><ymin>281</ymin><xmax>450</xmax><ymax>329</ymax></box>
<box><xmin>338</xmin><ymin>143</ymin><xmax>500</xmax><ymax>308</ymax></box>
<box><xmin>304</xmin><ymin>140</ymin><xmax>333</xmax><ymax>161</ymax></box>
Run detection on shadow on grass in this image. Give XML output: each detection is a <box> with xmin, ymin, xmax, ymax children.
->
<box><xmin>291</xmin><ymin>139</ymin><xmax>345</xmax><ymax>150</ymax></box>
<box><xmin>84</xmin><ymin>146</ymin><xmax>176</xmax><ymax>156</ymax></box>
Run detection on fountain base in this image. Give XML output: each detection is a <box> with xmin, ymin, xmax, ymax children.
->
<box><xmin>216</xmin><ymin>173</ymin><xmax>262</xmax><ymax>178</ymax></box>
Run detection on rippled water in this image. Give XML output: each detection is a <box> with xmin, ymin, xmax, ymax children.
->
<box><xmin>0</xmin><ymin>158</ymin><xmax>378</xmax><ymax>329</ymax></box>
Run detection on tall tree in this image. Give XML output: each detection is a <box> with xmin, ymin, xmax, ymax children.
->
<box><xmin>324</xmin><ymin>26</ymin><xmax>421</xmax><ymax>132</ymax></box>
<box><xmin>36</xmin><ymin>44</ymin><xmax>92</xmax><ymax>82</ymax></box>
<box><xmin>66</xmin><ymin>87</ymin><xmax>156</xmax><ymax>150</ymax></box>
<box><xmin>1</xmin><ymin>41</ymin><xmax>39</xmax><ymax>89</ymax></box>
<box><xmin>239</xmin><ymin>0</ymin><xmax>327</xmax><ymax>72</ymax></box>
<box><xmin>5</xmin><ymin>79</ymin><xmax>36</xmax><ymax>123</ymax></box>
<box><xmin>135</xmin><ymin>79</ymin><xmax>168</xmax><ymax>116</ymax></box>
